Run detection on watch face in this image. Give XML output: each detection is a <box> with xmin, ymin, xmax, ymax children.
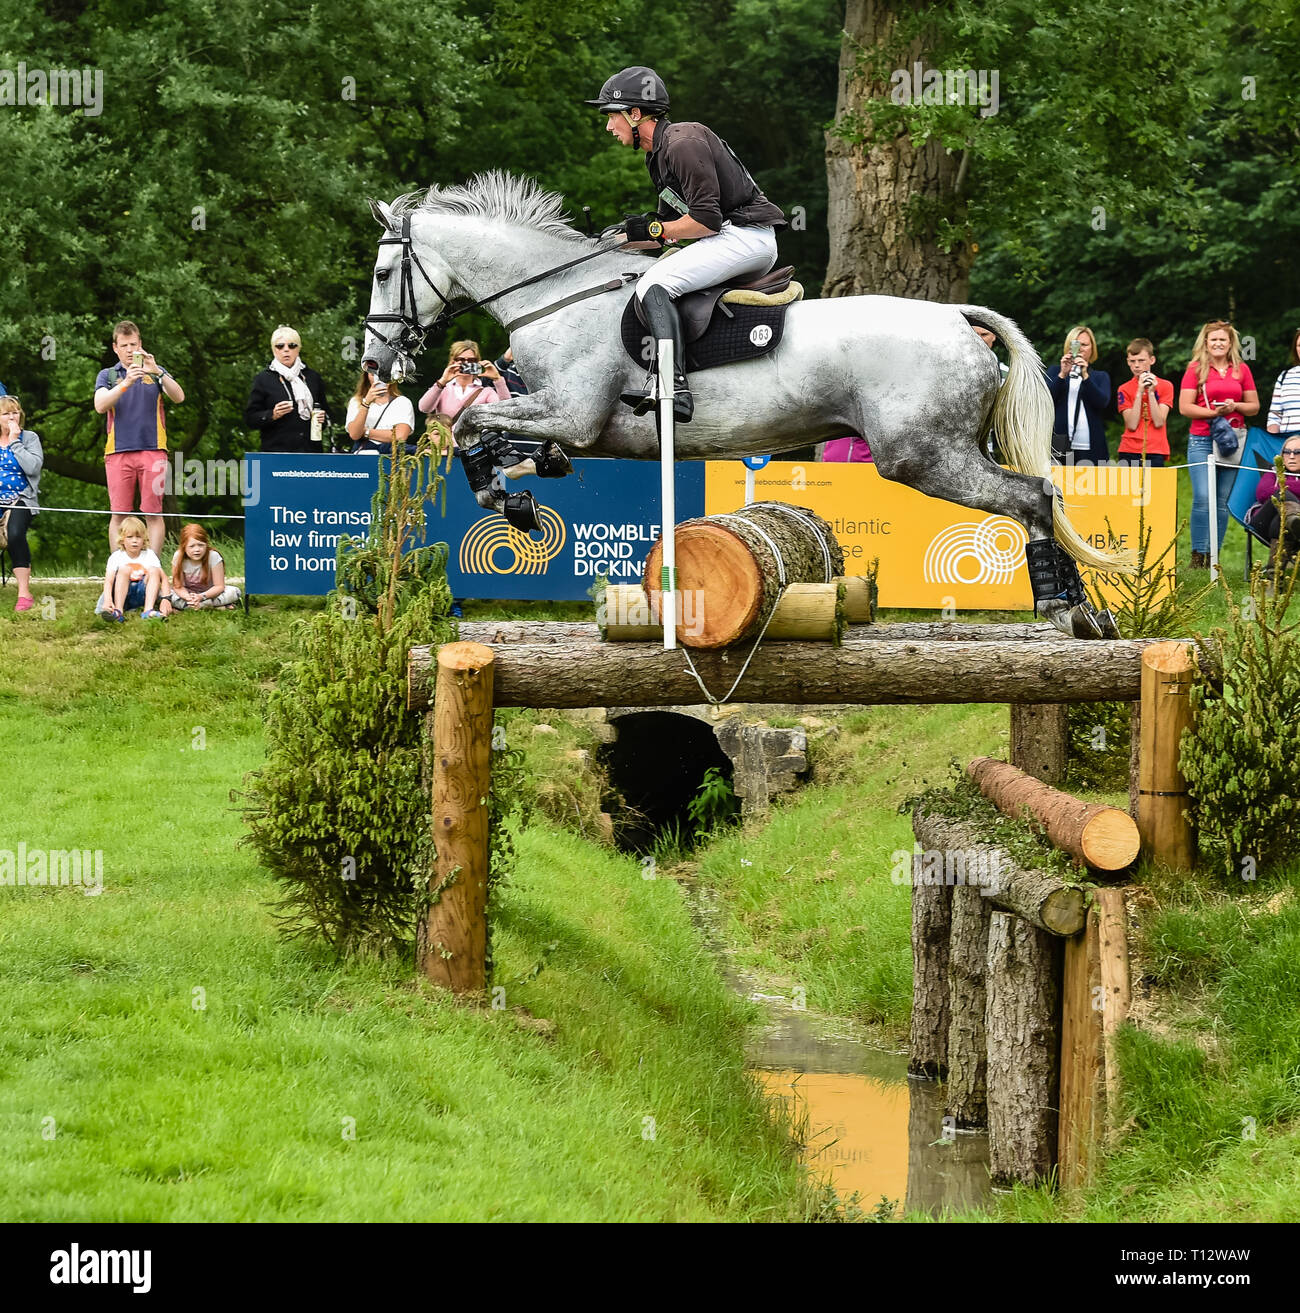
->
<box><xmin>648</xmin><ymin>219</ymin><xmax>664</xmax><ymax>238</ymax></box>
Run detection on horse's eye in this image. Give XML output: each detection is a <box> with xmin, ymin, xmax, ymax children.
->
<box><xmin>376</xmin><ymin>270</ymin><xmax>390</xmax><ymax>283</ymax></box>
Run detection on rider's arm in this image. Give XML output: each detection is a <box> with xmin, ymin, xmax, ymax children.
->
<box><xmin>661</xmin><ymin>215</ymin><xmax>715</xmax><ymax>241</ymax></box>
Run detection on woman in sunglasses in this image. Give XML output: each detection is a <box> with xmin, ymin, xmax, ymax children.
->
<box><xmin>245</xmin><ymin>325</ymin><xmax>331</xmax><ymax>453</ymax></box>
<box><xmin>1247</xmin><ymin>440</ymin><xmax>1300</xmax><ymax>575</ymax></box>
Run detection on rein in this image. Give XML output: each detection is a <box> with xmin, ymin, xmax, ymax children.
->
<box><xmin>364</xmin><ymin>215</ymin><xmax>633</xmax><ymax>363</ymax></box>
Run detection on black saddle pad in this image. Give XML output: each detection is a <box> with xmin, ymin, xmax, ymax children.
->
<box><xmin>620</xmin><ymin>294</ymin><xmax>790</xmax><ymax>374</ymax></box>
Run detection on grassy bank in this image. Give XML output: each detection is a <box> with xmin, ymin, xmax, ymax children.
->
<box><xmin>0</xmin><ymin>591</ymin><xmax>809</xmax><ymax>1221</ymax></box>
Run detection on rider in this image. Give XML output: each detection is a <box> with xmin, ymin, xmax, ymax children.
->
<box><xmin>586</xmin><ymin>66</ymin><xmax>786</xmax><ymax>423</ymax></box>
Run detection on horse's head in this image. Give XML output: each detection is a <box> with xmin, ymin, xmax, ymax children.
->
<box><xmin>362</xmin><ymin>197</ymin><xmax>458</xmax><ymax>383</ymax></box>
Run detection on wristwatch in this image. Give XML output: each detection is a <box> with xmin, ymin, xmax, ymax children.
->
<box><xmin>647</xmin><ymin>218</ymin><xmax>665</xmax><ymax>239</ymax></box>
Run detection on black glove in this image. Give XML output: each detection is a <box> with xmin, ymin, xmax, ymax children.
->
<box><xmin>623</xmin><ymin>212</ymin><xmax>666</xmax><ymax>244</ymax></box>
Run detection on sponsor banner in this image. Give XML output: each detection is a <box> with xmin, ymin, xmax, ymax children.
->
<box><xmin>703</xmin><ymin>462</ymin><xmax>1177</xmax><ymax>611</ymax></box>
<box><xmin>243</xmin><ymin>453</ymin><xmax>706</xmax><ymax>599</ymax></box>
<box><xmin>244</xmin><ymin>454</ymin><xmax>1175</xmax><ymax>609</ymax></box>
<box><xmin>243</xmin><ymin>454</ymin><xmax>379</xmax><ymax>595</ymax></box>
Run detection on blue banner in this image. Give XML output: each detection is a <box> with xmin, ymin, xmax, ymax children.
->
<box><xmin>242</xmin><ymin>452</ymin><xmax>706</xmax><ymax>600</ymax></box>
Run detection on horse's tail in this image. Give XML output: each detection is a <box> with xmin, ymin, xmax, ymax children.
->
<box><xmin>956</xmin><ymin>305</ymin><xmax>1133</xmax><ymax>574</ymax></box>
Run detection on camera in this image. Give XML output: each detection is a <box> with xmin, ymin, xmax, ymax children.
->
<box><xmin>458</xmin><ymin>361</ymin><xmax>484</xmax><ymax>376</ymax></box>
<box><xmin>1068</xmin><ymin>338</ymin><xmax>1083</xmax><ymax>380</ymax></box>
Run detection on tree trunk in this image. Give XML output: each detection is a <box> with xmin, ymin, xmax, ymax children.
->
<box><xmin>945</xmin><ymin>884</ymin><xmax>990</xmax><ymax>1130</ymax></box>
<box><xmin>912</xmin><ymin>807</ymin><xmax>1085</xmax><ymax>937</ymax></box>
<box><xmin>909</xmin><ymin>866</ymin><xmax>952</xmax><ymax>1080</ymax></box>
<box><xmin>985</xmin><ymin>911</ymin><xmax>1061</xmax><ymax>1189</ymax></box>
<box><xmin>824</xmin><ymin>0</ymin><xmax>974</xmax><ymax>302</ymax></box>
<box><xmin>407</xmin><ymin>636</ymin><xmax>1159</xmax><ymax>712</ymax></box>
<box><xmin>643</xmin><ymin>503</ymin><xmax>844</xmax><ymax>649</ymax></box>
<box><xmin>967</xmin><ymin>757</ymin><xmax>1141</xmax><ymax>872</ymax></box>
<box><xmin>1009</xmin><ymin>703</ymin><xmax>1069</xmax><ymax>786</ymax></box>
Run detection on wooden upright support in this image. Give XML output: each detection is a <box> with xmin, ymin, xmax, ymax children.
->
<box><xmin>945</xmin><ymin>885</ymin><xmax>992</xmax><ymax>1130</ymax></box>
<box><xmin>1057</xmin><ymin>887</ymin><xmax>1131</xmax><ymax>1188</ymax></box>
<box><xmin>1009</xmin><ymin>703</ymin><xmax>1069</xmax><ymax>785</ymax></box>
<box><xmin>909</xmin><ymin>867</ymin><xmax>952</xmax><ymax>1081</ymax></box>
<box><xmin>419</xmin><ymin>641</ymin><xmax>495</xmax><ymax>993</ymax></box>
<box><xmin>1137</xmin><ymin>641</ymin><xmax>1196</xmax><ymax>871</ymax></box>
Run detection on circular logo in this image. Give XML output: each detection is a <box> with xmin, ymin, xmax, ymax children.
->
<box><xmin>749</xmin><ymin>324</ymin><xmax>773</xmax><ymax>347</ymax></box>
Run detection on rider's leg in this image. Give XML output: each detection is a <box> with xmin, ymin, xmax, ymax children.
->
<box><xmin>622</xmin><ymin>223</ymin><xmax>779</xmax><ymax>423</ymax></box>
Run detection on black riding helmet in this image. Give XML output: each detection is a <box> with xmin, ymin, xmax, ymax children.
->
<box><xmin>584</xmin><ymin>65</ymin><xmax>670</xmax><ymax>118</ymax></box>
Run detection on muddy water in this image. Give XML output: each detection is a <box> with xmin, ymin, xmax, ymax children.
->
<box><xmin>684</xmin><ymin>881</ymin><xmax>990</xmax><ymax>1216</ymax></box>
<box><xmin>749</xmin><ymin>1006</ymin><xmax>991</xmax><ymax>1217</ymax></box>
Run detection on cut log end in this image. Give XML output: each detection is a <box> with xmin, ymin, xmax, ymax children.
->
<box><xmin>1080</xmin><ymin>810</ymin><xmax>1142</xmax><ymax>869</ymax></box>
<box><xmin>437</xmin><ymin>641</ymin><xmax>496</xmax><ymax>674</ymax></box>
<box><xmin>1142</xmin><ymin>639</ymin><xmax>1195</xmax><ymax>675</ymax></box>
<box><xmin>645</xmin><ymin>524</ymin><xmax>762</xmax><ymax>649</ymax></box>
<box><xmin>1040</xmin><ymin>887</ymin><xmax>1087</xmax><ymax>936</ymax></box>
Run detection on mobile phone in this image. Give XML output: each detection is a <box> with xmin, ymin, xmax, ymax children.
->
<box><xmin>1069</xmin><ymin>339</ymin><xmax>1081</xmax><ymax>356</ymax></box>
<box><xmin>132</xmin><ymin>351</ymin><xmax>144</xmax><ymax>369</ymax></box>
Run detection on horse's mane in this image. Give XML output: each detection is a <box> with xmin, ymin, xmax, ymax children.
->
<box><xmin>390</xmin><ymin>171</ymin><xmax>589</xmax><ymax>244</ymax></box>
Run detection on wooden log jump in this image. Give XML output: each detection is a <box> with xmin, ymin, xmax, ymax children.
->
<box><xmin>408</xmin><ymin>636</ymin><xmax>1161</xmax><ymax>712</ymax></box>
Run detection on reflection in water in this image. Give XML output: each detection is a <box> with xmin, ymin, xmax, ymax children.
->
<box><xmin>760</xmin><ymin>1070</ymin><xmax>910</xmax><ymax>1214</ymax></box>
<box><xmin>748</xmin><ymin>994</ymin><xmax>990</xmax><ymax>1215</ymax></box>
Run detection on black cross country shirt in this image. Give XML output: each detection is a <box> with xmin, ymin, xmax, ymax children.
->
<box><xmin>646</xmin><ymin>120</ymin><xmax>785</xmax><ymax>233</ymax></box>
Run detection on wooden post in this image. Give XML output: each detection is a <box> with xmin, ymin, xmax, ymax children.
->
<box><xmin>1127</xmin><ymin>699</ymin><xmax>1141</xmax><ymax>819</ymax></box>
<box><xmin>909</xmin><ymin>864</ymin><xmax>952</xmax><ymax>1080</ymax></box>
<box><xmin>1095</xmin><ymin>887</ymin><xmax>1132</xmax><ymax>1134</ymax></box>
<box><xmin>1137</xmin><ymin>641</ymin><xmax>1196</xmax><ymax>871</ymax></box>
<box><xmin>1058</xmin><ymin>902</ymin><xmax>1104</xmax><ymax>1189</ymax></box>
<box><xmin>1010</xmin><ymin>703</ymin><xmax>1069</xmax><ymax>785</ymax></box>
<box><xmin>985</xmin><ymin>911</ymin><xmax>1060</xmax><ymax>1188</ymax></box>
<box><xmin>419</xmin><ymin>641</ymin><xmax>495</xmax><ymax>993</ymax></box>
<box><xmin>945</xmin><ymin>885</ymin><xmax>991</xmax><ymax>1130</ymax></box>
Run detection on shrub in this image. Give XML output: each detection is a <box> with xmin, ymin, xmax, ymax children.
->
<box><xmin>1180</xmin><ymin>555</ymin><xmax>1300</xmax><ymax>879</ymax></box>
<box><xmin>238</xmin><ymin>437</ymin><xmax>457</xmax><ymax>956</ymax></box>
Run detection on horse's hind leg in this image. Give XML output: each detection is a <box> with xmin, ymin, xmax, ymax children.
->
<box><xmin>870</xmin><ymin>441</ymin><xmax>1112</xmax><ymax>637</ymax></box>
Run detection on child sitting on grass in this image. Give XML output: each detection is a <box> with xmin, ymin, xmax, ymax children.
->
<box><xmin>161</xmin><ymin>523</ymin><xmax>241</xmax><ymax>613</ymax></box>
<box><xmin>98</xmin><ymin>515</ymin><xmax>166</xmax><ymax>621</ymax></box>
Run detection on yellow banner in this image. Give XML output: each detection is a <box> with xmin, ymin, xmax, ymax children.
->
<box><xmin>703</xmin><ymin>462</ymin><xmax>1176</xmax><ymax>612</ymax></box>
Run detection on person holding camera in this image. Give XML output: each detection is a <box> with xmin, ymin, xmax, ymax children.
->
<box><xmin>1045</xmin><ymin>324</ymin><xmax>1111</xmax><ymax>464</ymax></box>
<box><xmin>94</xmin><ymin>319</ymin><xmax>184</xmax><ymax>555</ymax></box>
<box><xmin>344</xmin><ymin>369</ymin><xmax>414</xmax><ymax>454</ymax></box>
<box><xmin>1178</xmin><ymin>320</ymin><xmax>1260</xmax><ymax>567</ymax></box>
<box><xmin>1115</xmin><ymin>338</ymin><xmax>1173</xmax><ymax>467</ymax></box>
<box><xmin>417</xmin><ymin>341</ymin><xmax>510</xmax><ymax>446</ymax></box>
<box><xmin>245</xmin><ymin>325</ymin><xmax>330</xmax><ymax>454</ymax></box>
<box><xmin>0</xmin><ymin>395</ymin><xmax>42</xmax><ymax>613</ymax></box>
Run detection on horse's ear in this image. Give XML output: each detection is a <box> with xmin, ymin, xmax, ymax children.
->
<box><xmin>367</xmin><ymin>196</ymin><xmax>396</xmax><ymax>232</ymax></box>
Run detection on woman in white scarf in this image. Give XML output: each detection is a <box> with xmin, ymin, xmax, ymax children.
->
<box><xmin>244</xmin><ymin>324</ymin><xmax>331</xmax><ymax>453</ymax></box>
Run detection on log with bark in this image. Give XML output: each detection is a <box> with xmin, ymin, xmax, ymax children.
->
<box><xmin>598</xmin><ymin>577</ymin><xmax>873</xmax><ymax>642</ymax></box>
<box><xmin>909</xmin><ymin>864</ymin><xmax>952</xmax><ymax>1080</ymax></box>
<box><xmin>985</xmin><ymin>911</ymin><xmax>1061</xmax><ymax>1188</ymax></box>
<box><xmin>911</xmin><ymin>807</ymin><xmax>1086</xmax><ymax>937</ymax></box>
<box><xmin>945</xmin><ymin>884</ymin><xmax>991</xmax><ymax>1130</ymax></box>
<box><xmin>967</xmin><ymin>757</ymin><xmax>1140</xmax><ymax>873</ymax></box>
<box><xmin>407</xmin><ymin>636</ymin><xmax>1159</xmax><ymax>712</ymax></box>
<box><xmin>642</xmin><ymin>501</ymin><xmax>844</xmax><ymax>649</ymax></box>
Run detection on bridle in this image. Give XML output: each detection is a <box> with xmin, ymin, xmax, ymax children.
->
<box><xmin>363</xmin><ymin>213</ymin><xmax>636</xmax><ymax>373</ymax></box>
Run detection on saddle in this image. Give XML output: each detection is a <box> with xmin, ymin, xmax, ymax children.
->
<box><xmin>620</xmin><ymin>265</ymin><xmax>803</xmax><ymax>373</ymax></box>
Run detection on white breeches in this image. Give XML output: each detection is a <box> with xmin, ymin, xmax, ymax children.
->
<box><xmin>636</xmin><ymin>222</ymin><xmax>778</xmax><ymax>301</ymax></box>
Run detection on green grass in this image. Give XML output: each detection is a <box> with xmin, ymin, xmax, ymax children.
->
<box><xmin>0</xmin><ymin>590</ymin><xmax>809</xmax><ymax>1221</ymax></box>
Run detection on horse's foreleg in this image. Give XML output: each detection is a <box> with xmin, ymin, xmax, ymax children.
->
<box><xmin>455</xmin><ymin>392</ymin><xmax>606</xmax><ymax>450</ymax></box>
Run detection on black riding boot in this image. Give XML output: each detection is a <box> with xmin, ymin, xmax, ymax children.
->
<box><xmin>620</xmin><ymin>285</ymin><xmax>694</xmax><ymax>423</ymax></box>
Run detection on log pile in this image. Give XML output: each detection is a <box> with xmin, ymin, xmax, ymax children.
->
<box><xmin>911</xmin><ymin>765</ymin><xmax>1135</xmax><ymax>1190</ymax></box>
<box><xmin>642</xmin><ymin>501</ymin><xmax>844</xmax><ymax>648</ymax></box>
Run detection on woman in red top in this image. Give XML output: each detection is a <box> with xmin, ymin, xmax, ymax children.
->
<box><xmin>1178</xmin><ymin>320</ymin><xmax>1260</xmax><ymax>566</ymax></box>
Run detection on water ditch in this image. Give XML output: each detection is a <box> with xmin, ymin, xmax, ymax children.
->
<box><xmin>684</xmin><ymin>879</ymin><xmax>992</xmax><ymax>1217</ymax></box>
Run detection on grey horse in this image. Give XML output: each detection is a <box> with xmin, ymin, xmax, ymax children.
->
<box><xmin>361</xmin><ymin>171</ymin><xmax>1127</xmax><ymax>636</ymax></box>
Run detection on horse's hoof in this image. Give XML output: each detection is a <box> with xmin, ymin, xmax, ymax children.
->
<box><xmin>502</xmin><ymin>490</ymin><xmax>542</xmax><ymax>533</ymax></box>
<box><xmin>1069</xmin><ymin>604</ymin><xmax>1105</xmax><ymax>639</ymax></box>
<box><xmin>534</xmin><ymin>439</ymin><xmax>573</xmax><ymax>478</ymax></box>
<box><xmin>1094</xmin><ymin>608</ymin><xmax>1121</xmax><ymax>639</ymax></box>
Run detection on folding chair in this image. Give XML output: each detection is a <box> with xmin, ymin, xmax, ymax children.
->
<box><xmin>1227</xmin><ymin>428</ymin><xmax>1285</xmax><ymax>579</ymax></box>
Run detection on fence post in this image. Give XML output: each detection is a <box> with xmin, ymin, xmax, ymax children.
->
<box><xmin>1137</xmin><ymin>641</ymin><xmax>1196</xmax><ymax>871</ymax></box>
<box><xmin>419</xmin><ymin>641</ymin><xmax>495</xmax><ymax>993</ymax></box>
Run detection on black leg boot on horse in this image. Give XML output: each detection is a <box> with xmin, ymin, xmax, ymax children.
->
<box><xmin>458</xmin><ymin>433</ymin><xmax>545</xmax><ymax>533</ymax></box>
<box><xmin>620</xmin><ymin>285</ymin><xmax>694</xmax><ymax>424</ymax></box>
<box><xmin>1025</xmin><ymin>538</ymin><xmax>1120</xmax><ymax>639</ymax></box>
